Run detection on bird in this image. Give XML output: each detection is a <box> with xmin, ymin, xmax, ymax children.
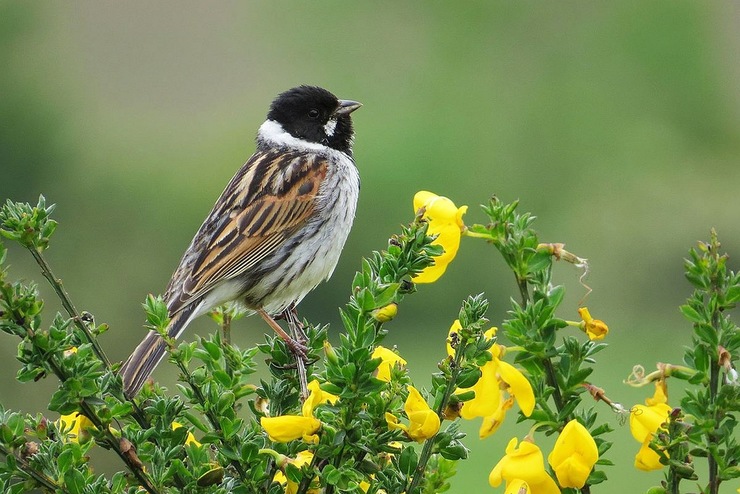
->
<box><xmin>120</xmin><ymin>85</ymin><xmax>362</xmax><ymax>398</ymax></box>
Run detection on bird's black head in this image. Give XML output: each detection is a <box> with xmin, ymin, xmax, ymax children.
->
<box><xmin>266</xmin><ymin>85</ymin><xmax>361</xmax><ymax>155</ymax></box>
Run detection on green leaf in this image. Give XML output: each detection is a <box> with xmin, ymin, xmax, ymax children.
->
<box><xmin>6</xmin><ymin>413</ymin><xmax>25</xmax><ymax>437</ymax></box>
<box><xmin>57</xmin><ymin>448</ymin><xmax>75</xmax><ymax>474</ymax></box>
<box><xmin>374</xmin><ymin>283</ymin><xmax>400</xmax><ymax>307</ymax></box>
<box><xmin>398</xmin><ymin>446</ymin><xmax>418</xmax><ymax>477</ymax></box>
<box><xmin>528</xmin><ymin>251</ymin><xmax>552</xmax><ymax>274</ymax></box>
<box><xmin>679</xmin><ymin>304</ymin><xmax>703</xmax><ymax>323</ymax></box>
<box><xmin>63</xmin><ymin>468</ymin><xmax>86</xmax><ymax>494</ymax></box>
<box><xmin>693</xmin><ymin>322</ymin><xmax>719</xmax><ymax>347</ymax></box>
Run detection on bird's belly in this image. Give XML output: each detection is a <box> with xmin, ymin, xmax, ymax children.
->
<box><xmin>248</xmin><ymin>164</ymin><xmax>359</xmax><ymax>314</ymax></box>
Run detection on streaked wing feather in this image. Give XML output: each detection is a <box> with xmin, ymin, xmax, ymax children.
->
<box><xmin>166</xmin><ymin>150</ymin><xmax>327</xmax><ymax>313</ymax></box>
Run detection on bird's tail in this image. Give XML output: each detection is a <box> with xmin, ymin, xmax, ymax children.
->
<box><xmin>120</xmin><ymin>307</ymin><xmax>195</xmax><ymax>397</ymax></box>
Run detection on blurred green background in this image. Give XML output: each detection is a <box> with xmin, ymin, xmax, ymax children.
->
<box><xmin>2</xmin><ymin>2</ymin><xmax>739</xmax><ymax>492</ymax></box>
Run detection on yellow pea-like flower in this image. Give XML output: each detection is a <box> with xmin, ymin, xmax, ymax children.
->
<box><xmin>386</xmin><ymin>385</ymin><xmax>440</xmax><ymax>442</ymax></box>
<box><xmin>372</xmin><ymin>346</ymin><xmax>407</xmax><ymax>382</ymax></box>
<box><xmin>489</xmin><ymin>437</ymin><xmax>560</xmax><ymax>494</ymax></box>
<box><xmin>413</xmin><ymin>191</ymin><xmax>467</xmax><ymax>283</ymax></box>
<box><xmin>577</xmin><ymin>307</ymin><xmax>609</xmax><ymax>340</ymax></box>
<box><xmin>261</xmin><ymin>380</ymin><xmax>335</xmax><ymax>444</ymax></box>
<box><xmin>548</xmin><ymin>420</ymin><xmax>599</xmax><ymax>488</ymax></box>
<box><xmin>630</xmin><ymin>381</ymin><xmax>671</xmax><ymax>471</ymax></box>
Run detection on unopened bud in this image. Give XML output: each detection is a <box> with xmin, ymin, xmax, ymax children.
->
<box><xmin>372</xmin><ymin>303</ymin><xmax>398</xmax><ymax>323</ymax></box>
<box><xmin>323</xmin><ymin>340</ymin><xmax>339</xmax><ymax>365</ymax></box>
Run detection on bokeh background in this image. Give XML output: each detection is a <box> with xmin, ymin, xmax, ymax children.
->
<box><xmin>2</xmin><ymin>2</ymin><xmax>739</xmax><ymax>492</ymax></box>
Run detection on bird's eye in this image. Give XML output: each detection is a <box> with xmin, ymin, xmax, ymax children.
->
<box><xmin>308</xmin><ymin>109</ymin><xmax>320</xmax><ymax>119</ymax></box>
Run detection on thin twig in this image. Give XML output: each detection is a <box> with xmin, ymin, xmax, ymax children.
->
<box><xmin>27</xmin><ymin>248</ymin><xmax>111</xmax><ymax>368</ymax></box>
<box><xmin>406</xmin><ymin>333</ymin><xmax>468</xmax><ymax>493</ymax></box>
<box><xmin>0</xmin><ymin>443</ymin><xmax>72</xmax><ymax>493</ymax></box>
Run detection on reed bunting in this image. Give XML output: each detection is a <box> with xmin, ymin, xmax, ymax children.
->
<box><xmin>120</xmin><ymin>86</ymin><xmax>362</xmax><ymax>397</ymax></box>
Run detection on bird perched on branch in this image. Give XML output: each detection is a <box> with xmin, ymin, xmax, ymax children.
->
<box><xmin>120</xmin><ymin>85</ymin><xmax>362</xmax><ymax>398</ymax></box>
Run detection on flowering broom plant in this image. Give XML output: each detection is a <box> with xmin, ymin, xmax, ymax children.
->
<box><xmin>0</xmin><ymin>194</ymin><xmax>737</xmax><ymax>494</ymax></box>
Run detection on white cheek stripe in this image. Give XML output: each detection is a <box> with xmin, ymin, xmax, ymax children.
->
<box><xmin>258</xmin><ymin>120</ymin><xmax>328</xmax><ymax>153</ymax></box>
<box><xmin>323</xmin><ymin>118</ymin><xmax>337</xmax><ymax>137</ymax></box>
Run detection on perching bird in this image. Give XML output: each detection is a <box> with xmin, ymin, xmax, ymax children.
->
<box><xmin>120</xmin><ymin>86</ymin><xmax>361</xmax><ymax>397</ymax></box>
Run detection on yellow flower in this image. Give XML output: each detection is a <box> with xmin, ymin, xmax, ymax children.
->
<box><xmin>577</xmin><ymin>307</ymin><xmax>609</xmax><ymax>340</ymax></box>
<box><xmin>385</xmin><ymin>385</ymin><xmax>440</xmax><ymax>442</ymax></box>
<box><xmin>372</xmin><ymin>346</ymin><xmax>407</xmax><ymax>382</ymax></box>
<box><xmin>171</xmin><ymin>421</ymin><xmax>201</xmax><ymax>447</ymax></box>
<box><xmin>548</xmin><ymin>420</ymin><xmax>599</xmax><ymax>488</ymax></box>
<box><xmin>449</xmin><ymin>321</ymin><xmax>534</xmax><ymax>438</ymax></box>
<box><xmin>261</xmin><ymin>380</ymin><xmax>335</xmax><ymax>444</ymax></box>
<box><xmin>274</xmin><ymin>450</ymin><xmax>318</xmax><ymax>494</ymax></box>
<box><xmin>58</xmin><ymin>413</ymin><xmax>95</xmax><ymax>444</ymax></box>
<box><xmin>372</xmin><ymin>302</ymin><xmax>398</xmax><ymax>323</ymax></box>
<box><xmin>413</xmin><ymin>191</ymin><xmax>467</xmax><ymax>283</ymax></box>
<box><xmin>489</xmin><ymin>437</ymin><xmax>560</xmax><ymax>494</ymax></box>
<box><xmin>630</xmin><ymin>381</ymin><xmax>671</xmax><ymax>471</ymax></box>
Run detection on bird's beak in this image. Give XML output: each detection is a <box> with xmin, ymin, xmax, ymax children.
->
<box><xmin>335</xmin><ymin>99</ymin><xmax>362</xmax><ymax>115</ymax></box>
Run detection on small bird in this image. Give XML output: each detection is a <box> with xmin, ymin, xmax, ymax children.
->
<box><xmin>120</xmin><ymin>86</ymin><xmax>362</xmax><ymax>397</ymax></box>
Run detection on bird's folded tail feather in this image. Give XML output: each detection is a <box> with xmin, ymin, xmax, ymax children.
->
<box><xmin>120</xmin><ymin>306</ymin><xmax>196</xmax><ymax>397</ymax></box>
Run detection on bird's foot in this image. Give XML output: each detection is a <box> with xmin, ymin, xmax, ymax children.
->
<box><xmin>259</xmin><ymin>308</ymin><xmax>310</xmax><ymax>400</ymax></box>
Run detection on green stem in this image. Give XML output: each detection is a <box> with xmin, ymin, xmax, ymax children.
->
<box><xmin>667</xmin><ymin>462</ymin><xmax>681</xmax><ymax>494</ymax></box>
<box><xmin>707</xmin><ymin>310</ymin><xmax>720</xmax><ymax>494</ymax></box>
<box><xmin>406</xmin><ymin>334</ymin><xmax>468</xmax><ymax>494</ymax></box>
<box><xmin>28</xmin><ymin>248</ymin><xmax>111</xmax><ymax>369</ymax></box>
<box><xmin>542</xmin><ymin>358</ymin><xmax>565</xmax><ymax>413</ymax></box>
<box><xmin>220</xmin><ymin>309</ymin><xmax>233</xmax><ymax>377</ymax></box>
<box><xmin>221</xmin><ymin>309</ymin><xmax>232</xmax><ymax>346</ymax></box>
<box><xmin>174</xmin><ymin>359</ymin><xmax>249</xmax><ymax>482</ymax></box>
<box><xmin>33</xmin><ymin>348</ymin><xmax>159</xmax><ymax>493</ymax></box>
<box><xmin>515</xmin><ymin>274</ymin><xmax>529</xmax><ymax>308</ymax></box>
<box><xmin>45</xmin><ymin>356</ymin><xmax>158</xmax><ymax>493</ymax></box>
<box><xmin>0</xmin><ymin>443</ymin><xmax>72</xmax><ymax>493</ymax></box>
<box><xmin>32</xmin><ymin>248</ymin><xmax>159</xmax><ymax>477</ymax></box>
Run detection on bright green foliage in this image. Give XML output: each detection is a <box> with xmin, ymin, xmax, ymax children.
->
<box><xmin>0</xmin><ymin>195</ymin><xmax>736</xmax><ymax>494</ymax></box>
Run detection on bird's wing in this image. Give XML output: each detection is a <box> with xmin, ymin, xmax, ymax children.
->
<box><xmin>164</xmin><ymin>149</ymin><xmax>328</xmax><ymax>314</ymax></box>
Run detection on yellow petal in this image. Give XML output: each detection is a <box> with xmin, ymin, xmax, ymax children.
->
<box><xmin>635</xmin><ymin>435</ymin><xmax>664</xmax><ymax>471</ymax></box>
<box><xmin>489</xmin><ymin>437</ymin><xmax>518</xmax><ymax>487</ymax></box>
<box><xmin>405</xmin><ymin>385</ymin><xmax>440</xmax><ymax>442</ymax></box>
<box><xmin>412</xmin><ymin>191</ymin><xmax>467</xmax><ymax>284</ymax></box>
<box><xmin>304</xmin><ymin>379</ymin><xmax>338</xmax><ymax>414</ymax></box>
<box><xmin>630</xmin><ymin>381</ymin><xmax>672</xmax><ymax>442</ymax></box>
<box><xmin>261</xmin><ymin>415</ymin><xmax>321</xmax><ymax>443</ymax></box>
<box><xmin>372</xmin><ymin>302</ymin><xmax>398</xmax><ymax>323</ymax></box>
<box><xmin>497</xmin><ymin>360</ymin><xmax>535</xmax><ymax>417</ymax></box>
<box><xmin>548</xmin><ymin>421</ymin><xmax>598</xmax><ymax>488</ymax></box>
<box><xmin>578</xmin><ymin>307</ymin><xmax>609</xmax><ymax>340</ymax></box>
<box><xmin>490</xmin><ymin>438</ymin><xmax>559</xmax><ymax>494</ymax></box>
<box><xmin>372</xmin><ymin>346</ymin><xmax>407</xmax><ymax>382</ymax></box>
<box><xmin>459</xmin><ymin>360</ymin><xmax>501</xmax><ymax>419</ymax></box>
<box><xmin>413</xmin><ymin>190</ymin><xmax>438</xmax><ymax>213</ymax></box>
<box><xmin>171</xmin><ymin>421</ymin><xmax>201</xmax><ymax>447</ymax></box>
<box><xmin>646</xmin><ymin>380</ymin><xmax>668</xmax><ymax>406</ymax></box>
<box><xmin>479</xmin><ymin>396</ymin><xmax>513</xmax><ymax>439</ymax></box>
<box><xmin>385</xmin><ymin>412</ymin><xmax>409</xmax><ymax>434</ymax></box>
<box><xmin>58</xmin><ymin>413</ymin><xmax>95</xmax><ymax>444</ymax></box>
<box><xmin>504</xmin><ymin>479</ymin><xmax>530</xmax><ymax>494</ymax></box>
<box><xmin>630</xmin><ymin>403</ymin><xmax>671</xmax><ymax>443</ymax></box>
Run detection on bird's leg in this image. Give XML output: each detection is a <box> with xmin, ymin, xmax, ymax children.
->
<box><xmin>258</xmin><ymin>309</ymin><xmax>309</xmax><ymax>401</ymax></box>
<box><xmin>284</xmin><ymin>304</ymin><xmax>308</xmax><ymax>345</ymax></box>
